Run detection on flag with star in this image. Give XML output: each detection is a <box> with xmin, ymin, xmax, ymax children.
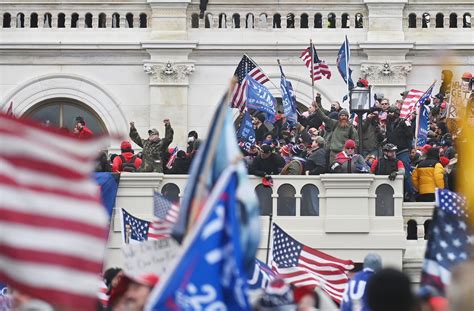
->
<box><xmin>420</xmin><ymin>189</ymin><xmax>473</xmax><ymax>295</ymax></box>
<box><xmin>121</xmin><ymin>208</ymin><xmax>150</xmax><ymax>244</ymax></box>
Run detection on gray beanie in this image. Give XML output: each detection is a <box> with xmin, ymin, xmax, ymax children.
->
<box><xmin>338</xmin><ymin>109</ymin><xmax>349</xmax><ymax>118</ymax></box>
<box><xmin>313</xmin><ymin>136</ymin><xmax>325</xmax><ymax>147</ymax></box>
<box><xmin>363</xmin><ymin>253</ymin><xmax>383</xmax><ymax>272</ymax></box>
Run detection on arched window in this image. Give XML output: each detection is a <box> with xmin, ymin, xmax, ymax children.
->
<box><xmin>314</xmin><ymin>13</ymin><xmax>322</xmax><ymax>28</ymax></box>
<box><xmin>98</xmin><ymin>13</ymin><xmax>106</xmax><ymax>28</ymax></box>
<box><xmin>246</xmin><ymin>13</ymin><xmax>254</xmax><ymax>28</ymax></box>
<box><xmin>255</xmin><ymin>184</ymin><xmax>272</xmax><ymax>216</ymax></box>
<box><xmin>273</xmin><ymin>13</ymin><xmax>281</xmax><ymax>28</ymax></box>
<box><xmin>71</xmin><ymin>13</ymin><xmax>79</xmax><ymax>28</ymax></box>
<box><xmin>112</xmin><ymin>13</ymin><xmax>120</xmax><ymax>28</ymax></box>
<box><xmin>16</xmin><ymin>13</ymin><xmax>25</xmax><ymax>28</ymax></box>
<box><xmin>300</xmin><ymin>13</ymin><xmax>308</xmax><ymax>28</ymax></box>
<box><xmin>301</xmin><ymin>185</ymin><xmax>319</xmax><ymax>216</ymax></box>
<box><xmin>218</xmin><ymin>13</ymin><xmax>227</xmax><ymax>28</ymax></box>
<box><xmin>24</xmin><ymin>98</ymin><xmax>108</xmax><ymax>135</ymax></box>
<box><xmin>408</xmin><ymin>13</ymin><xmax>417</xmax><ymax>28</ymax></box>
<box><xmin>140</xmin><ymin>13</ymin><xmax>147</xmax><ymax>28</ymax></box>
<box><xmin>43</xmin><ymin>13</ymin><xmax>52</xmax><ymax>28</ymax></box>
<box><xmin>126</xmin><ymin>13</ymin><xmax>134</xmax><ymax>28</ymax></box>
<box><xmin>3</xmin><ymin>13</ymin><xmax>11</xmax><ymax>28</ymax></box>
<box><xmin>328</xmin><ymin>13</ymin><xmax>336</xmax><ymax>28</ymax></box>
<box><xmin>287</xmin><ymin>13</ymin><xmax>295</xmax><ymax>28</ymax></box>
<box><xmin>277</xmin><ymin>184</ymin><xmax>296</xmax><ymax>216</ymax></box>
<box><xmin>191</xmin><ymin>13</ymin><xmax>199</xmax><ymax>28</ymax></box>
<box><xmin>436</xmin><ymin>13</ymin><xmax>444</xmax><ymax>28</ymax></box>
<box><xmin>85</xmin><ymin>13</ymin><xmax>93</xmax><ymax>28</ymax></box>
<box><xmin>422</xmin><ymin>13</ymin><xmax>430</xmax><ymax>28</ymax></box>
<box><xmin>424</xmin><ymin>219</ymin><xmax>432</xmax><ymax>240</ymax></box>
<box><xmin>161</xmin><ymin>183</ymin><xmax>180</xmax><ymax>204</ymax></box>
<box><xmin>232</xmin><ymin>13</ymin><xmax>240</xmax><ymax>28</ymax></box>
<box><xmin>449</xmin><ymin>13</ymin><xmax>457</xmax><ymax>28</ymax></box>
<box><xmin>30</xmin><ymin>13</ymin><xmax>38</xmax><ymax>28</ymax></box>
<box><xmin>407</xmin><ymin>219</ymin><xmax>418</xmax><ymax>240</ymax></box>
<box><xmin>463</xmin><ymin>13</ymin><xmax>472</xmax><ymax>28</ymax></box>
<box><xmin>375</xmin><ymin>184</ymin><xmax>394</xmax><ymax>216</ymax></box>
<box><xmin>205</xmin><ymin>13</ymin><xmax>212</xmax><ymax>28</ymax></box>
<box><xmin>355</xmin><ymin>13</ymin><xmax>363</xmax><ymax>28</ymax></box>
<box><xmin>58</xmin><ymin>13</ymin><xmax>65</xmax><ymax>28</ymax></box>
<box><xmin>341</xmin><ymin>13</ymin><xmax>349</xmax><ymax>28</ymax></box>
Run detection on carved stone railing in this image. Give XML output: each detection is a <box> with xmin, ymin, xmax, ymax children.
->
<box><xmin>403</xmin><ymin>7</ymin><xmax>472</xmax><ymax>29</ymax></box>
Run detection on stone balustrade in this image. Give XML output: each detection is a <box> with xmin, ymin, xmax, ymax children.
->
<box><xmin>405</xmin><ymin>10</ymin><xmax>472</xmax><ymax>29</ymax></box>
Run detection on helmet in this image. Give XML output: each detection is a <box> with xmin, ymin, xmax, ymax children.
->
<box><xmin>383</xmin><ymin>143</ymin><xmax>398</xmax><ymax>151</ymax></box>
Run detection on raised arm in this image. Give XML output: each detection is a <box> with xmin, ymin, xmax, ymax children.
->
<box><xmin>129</xmin><ymin>122</ymin><xmax>144</xmax><ymax>148</ymax></box>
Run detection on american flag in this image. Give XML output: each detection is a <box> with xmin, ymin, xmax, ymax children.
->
<box><xmin>271</xmin><ymin>224</ymin><xmax>354</xmax><ymax>303</ymax></box>
<box><xmin>148</xmin><ymin>192</ymin><xmax>180</xmax><ymax>240</ymax></box>
<box><xmin>0</xmin><ymin>113</ymin><xmax>110</xmax><ymax>309</ymax></box>
<box><xmin>400</xmin><ymin>83</ymin><xmax>435</xmax><ymax>119</ymax></box>
<box><xmin>166</xmin><ymin>146</ymin><xmax>178</xmax><ymax>169</ymax></box>
<box><xmin>231</xmin><ymin>55</ymin><xmax>270</xmax><ymax>111</ymax></box>
<box><xmin>121</xmin><ymin>208</ymin><xmax>150</xmax><ymax>243</ymax></box>
<box><xmin>421</xmin><ymin>189</ymin><xmax>473</xmax><ymax>295</ymax></box>
<box><xmin>248</xmin><ymin>259</ymin><xmax>276</xmax><ymax>290</ymax></box>
<box><xmin>300</xmin><ymin>45</ymin><xmax>332</xmax><ymax>81</ymax></box>
<box><xmin>97</xmin><ymin>280</ymin><xmax>109</xmax><ymax>308</ymax></box>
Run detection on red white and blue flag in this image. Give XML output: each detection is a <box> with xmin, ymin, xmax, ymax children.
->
<box><xmin>166</xmin><ymin>146</ymin><xmax>179</xmax><ymax>169</ymax></box>
<box><xmin>400</xmin><ymin>89</ymin><xmax>425</xmax><ymax>118</ymax></box>
<box><xmin>300</xmin><ymin>45</ymin><xmax>332</xmax><ymax>81</ymax></box>
<box><xmin>147</xmin><ymin>192</ymin><xmax>180</xmax><ymax>240</ymax></box>
<box><xmin>231</xmin><ymin>55</ymin><xmax>270</xmax><ymax>111</ymax></box>
<box><xmin>0</xmin><ymin>113</ymin><xmax>110</xmax><ymax>310</ymax></box>
<box><xmin>271</xmin><ymin>224</ymin><xmax>354</xmax><ymax>303</ymax></box>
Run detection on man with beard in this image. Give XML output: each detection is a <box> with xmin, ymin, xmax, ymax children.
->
<box><xmin>360</xmin><ymin>108</ymin><xmax>384</xmax><ymax>157</ymax></box>
<box><xmin>371</xmin><ymin>143</ymin><xmax>405</xmax><ymax>180</ymax></box>
<box><xmin>314</xmin><ymin>95</ymin><xmax>358</xmax><ymax>163</ymax></box>
<box><xmin>385</xmin><ymin>106</ymin><xmax>414</xmax><ymax>200</ymax></box>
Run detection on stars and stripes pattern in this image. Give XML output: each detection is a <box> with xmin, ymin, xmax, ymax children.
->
<box><xmin>0</xmin><ymin>113</ymin><xmax>110</xmax><ymax>310</ymax></box>
<box><xmin>231</xmin><ymin>55</ymin><xmax>270</xmax><ymax>111</ymax></box>
<box><xmin>166</xmin><ymin>146</ymin><xmax>178</xmax><ymax>169</ymax></box>
<box><xmin>300</xmin><ymin>45</ymin><xmax>332</xmax><ymax>81</ymax></box>
<box><xmin>248</xmin><ymin>259</ymin><xmax>276</xmax><ymax>290</ymax></box>
<box><xmin>148</xmin><ymin>192</ymin><xmax>180</xmax><ymax>240</ymax></box>
<box><xmin>421</xmin><ymin>189</ymin><xmax>473</xmax><ymax>295</ymax></box>
<box><xmin>121</xmin><ymin>208</ymin><xmax>150</xmax><ymax>243</ymax></box>
<box><xmin>400</xmin><ymin>89</ymin><xmax>425</xmax><ymax>118</ymax></box>
<box><xmin>271</xmin><ymin>224</ymin><xmax>354</xmax><ymax>304</ymax></box>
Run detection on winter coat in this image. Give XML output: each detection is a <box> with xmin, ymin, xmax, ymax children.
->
<box><xmin>305</xmin><ymin>147</ymin><xmax>327</xmax><ymax>175</ymax></box>
<box><xmin>315</xmin><ymin>108</ymin><xmax>358</xmax><ymax>153</ymax></box>
<box><xmin>77</xmin><ymin>126</ymin><xmax>93</xmax><ymax>139</ymax></box>
<box><xmin>249</xmin><ymin>153</ymin><xmax>286</xmax><ymax>177</ymax></box>
<box><xmin>330</xmin><ymin>152</ymin><xmax>370</xmax><ymax>173</ymax></box>
<box><xmin>360</xmin><ymin>118</ymin><xmax>384</xmax><ymax>154</ymax></box>
<box><xmin>112</xmin><ymin>152</ymin><xmax>142</xmax><ymax>172</ymax></box>
<box><xmin>412</xmin><ymin>158</ymin><xmax>445</xmax><ymax>194</ymax></box>
<box><xmin>129</xmin><ymin>124</ymin><xmax>174</xmax><ymax>173</ymax></box>
<box><xmin>386</xmin><ymin>118</ymin><xmax>413</xmax><ymax>151</ymax></box>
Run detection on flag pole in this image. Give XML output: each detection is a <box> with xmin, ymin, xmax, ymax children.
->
<box><xmin>246</xmin><ymin>54</ymin><xmax>279</xmax><ymax>91</ymax></box>
<box><xmin>265</xmin><ymin>213</ymin><xmax>273</xmax><ymax>265</ymax></box>
<box><xmin>310</xmin><ymin>39</ymin><xmax>315</xmax><ymax>104</ymax></box>
<box><xmin>345</xmin><ymin>36</ymin><xmax>350</xmax><ymax>106</ymax></box>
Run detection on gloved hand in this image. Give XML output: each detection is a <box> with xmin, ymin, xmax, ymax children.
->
<box><xmin>388</xmin><ymin>171</ymin><xmax>398</xmax><ymax>181</ymax></box>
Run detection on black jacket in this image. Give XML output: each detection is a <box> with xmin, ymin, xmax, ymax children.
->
<box><xmin>249</xmin><ymin>153</ymin><xmax>286</xmax><ymax>177</ymax></box>
<box><xmin>305</xmin><ymin>148</ymin><xmax>328</xmax><ymax>175</ymax></box>
<box><xmin>386</xmin><ymin>118</ymin><xmax>413</xmax><ymax>151</ymax></box>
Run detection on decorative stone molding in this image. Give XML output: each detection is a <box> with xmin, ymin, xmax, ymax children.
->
<box><xmin>361</xmin><ymin>62</ymin><xmax>412</xmax><ymax>85</ymax></box>
<box><xmin>143</xmin><ymin>62</ymin><xmax>195</xmax><ymax>84</ymax></box>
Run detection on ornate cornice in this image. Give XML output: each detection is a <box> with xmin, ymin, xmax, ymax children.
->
<box><xmin>143</xmin><ymin>61</ymin><xmax>195</xmax><ymax>84</ymax></box>
<box><xmin>360</xmin><ymin>62</ymin><xmax>412</xmax><ymax>85</ymax></box>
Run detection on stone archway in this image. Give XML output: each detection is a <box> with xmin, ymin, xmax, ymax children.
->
<box><xmin>1</xmin><ymin>73</ymin><xmax>128</xmax><ymax>136</ymax></box>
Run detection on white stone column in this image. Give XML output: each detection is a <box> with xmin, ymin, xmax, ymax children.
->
<box><xmin>148</xmin><ymin>0</ymin><xmax>190</xmax><ymax>39</ymax></box>
<box><xmin>295</xmin><ymin>16</ymin><xmax>301</xmax><ymax>28</ymax></box>
<box><xmin>65</xmin><ymin>14</ymin><xmax>71</xmax><ymax>28</ymax></box>
<box><xmin>92</xmin><ymin>15</ymin><xmax>98</xmax><ymax>28</ymax></box>
<box><xmin>364</xmin><ymin>0</ymin><xmax>408</xmax><ymax>41</ymax></box>
<box><xmin>308</xmin><ymin>15</ymin><xmax>314</xmax><ymax>28</ymax></box>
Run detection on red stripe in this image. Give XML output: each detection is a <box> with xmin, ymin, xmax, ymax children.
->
<box><xmin>281</xmin><ymin>273</ymin><xmax>345</xmax><ymax>296</ymax></box>
<box><xmin>0</xmin><ymin>174</ymin><xmax>100</xmax><ymax>203</ymax></box>
<box><xmin>299</xmin><ymin>254</ymin><xmax>352</xmax><ymax>272</ymax></box>
<box><xmin>0</xmin><ymin>209</ymin><xmax>107</xmax><ymax>239</ymax></box>
<box><xmin>1</xmin><ymin>156</ymin><xmax>89</xmax><ymax>180</ymax></box>
<box><xmin>303</xmin><ymin>246</ymin><xmax>354</xmax><ymax>267</ymax></box>
<box><xmin>0</xmin><ymin>244</ymin><xmax>103</xmax><ymax>273</ymax></box>
<box><xmin>0</xmin><ymin>272</ymin><xmax>98</xmax><ymax>310</ymax></box>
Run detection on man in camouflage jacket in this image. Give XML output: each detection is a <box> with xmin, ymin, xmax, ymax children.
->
<box><xmin>129</xmin><ymin>119</ymin><xmax>174</xmax><ymax>173</ymax></box>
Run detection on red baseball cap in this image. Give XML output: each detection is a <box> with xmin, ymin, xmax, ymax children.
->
<box><xmin>108</xmin><ymin>273</ymin><xmax>159</xmax><ymax>306</ymax></box>
<box><xmin>344</xmin><ymin>139</ymin><xmax>356</xmax><ymax>149</ymax></box>
<box><xmin>120</xmin><ymin>141</ymin><xmax>132</xmax><ymax>150</ymax></box>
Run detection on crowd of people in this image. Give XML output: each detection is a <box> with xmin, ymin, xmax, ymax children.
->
<box><xmin>88</xmin><ymin>78</ymin><xmax>461</xmax><ymax>203</ymax></box>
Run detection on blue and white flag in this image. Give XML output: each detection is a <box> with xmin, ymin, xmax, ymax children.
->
<box><xmin>121</xmin><ymin>208</ymin><xmax>150</xmax><ymax>244</ymax></box>
<box><xmin>248</xmin><ymin>259</ymin><xmax>276</xmax><ymax>290</ymax></box>
<box><xmin>416</xmin><ymin>104</ymin><xmax>430</xmax><ymax>147</ymax></box>
<box><xmin>336</xmin><ymin>36</ymin><xmax>354</xmax><ymax>101</ymax></box>
<box><xmin>172</xmin><ymin>92</ymin><xmax>260</xmax><ymax>276</ymax></box>
<box><xmin>279</xmin><ymin>64</ymin><xmax>298</xmax><ymax>126</ymax></box>
<box><xmin>146</xmin><ymin>169</ymin><xmax>251</xmax><ymax>310</ymax></box>
<box><xmin>246</xmin><ymin>75</ymin><xmax>277</xmax><ymax>123</ymax></box>
<box><xmin>237</xmin><ymin>110</ymin><xmax>256</xmax><ymax>151</ymax></box>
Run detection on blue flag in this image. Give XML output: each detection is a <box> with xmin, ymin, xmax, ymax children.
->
<box><xmin>172</xmin><ymin>93</ymin><xmax>260</xmax><ymax>276</ymax></box>
<box><xmin>246</xmin><ymin>75</ymin><xmax>277</xmax><ymax>123</ymax></box>
<box><xmin>237</xmin><ymin>110</ymin><xmax>256</xmax><ymax>151</ymax></box>
<box><xmin>416</xmin><ymin>104</ymin><xmax>430</xmax><ymax>147</ymax></box>
<box><xmin>121</xmin><ymin>208</ymin><xmax>150</xmax><ymax>244</ymax></box>
<box><xmin>94</xmin><ymin>172</ymin><xmax>120</xmax><ymax>218</ymax></box>
<box><xmin>279</xmin><ymin>65</ymin><xmax>298</xmax><ymax>126</ymax></box>
<box><xmin>248</xmin><ymin>259</ymin><xmax>275</xmax><ymax>290</ymax></box>
<box><xmin>146</xmin><ymin>169</ymin><xmax>251</xmax><ymax>310</ymax></box>
<box><xmin>336</xmin><ymin>36</ymin><xmax>354</xmax><ymax>101</ymax></box>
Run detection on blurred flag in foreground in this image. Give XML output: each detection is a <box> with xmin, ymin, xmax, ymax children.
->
<box><xmin>420</xmin><ymin>189</ymin><xmax>473</xmax><ymax>295</ymax></box>
<box><xmin>271</xmin><ymin>224</ymin><xmax>354</xmax><ymax>304</ymax></box>
<box><xmin>146</xmin><ymin>168</ymin><xmax>251</xmax><ymax>310</ymax></box>
<box><xmin>0</xmin><ymin>113</ymin><xmax>110</xmax><ymax>309</ymax></box>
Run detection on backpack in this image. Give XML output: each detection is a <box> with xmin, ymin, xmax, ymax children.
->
<box><xmin>119</xmin><ymin>155</ymin><xmax>137</xmax><ymax>172</ymax></box>
<box><xmin>280</xmin><ymin>159</ymin><xmax>304</xmax><ymax>175</ymax></box>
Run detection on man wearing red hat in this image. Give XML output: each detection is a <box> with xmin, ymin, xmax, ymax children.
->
<box><xmin>330</xmin><ymin>139</ymin><xmax>369</xmax><ymax>173</ymax></box>
<box><xmin>108</xmin><ymin>273</ymin><xmax>159</xmax><ymax>311</ymax></box>
<box><xmin>112</xmin><ymin>140</ymin><xmax>142</xmax><ymax>172</ymax></box>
